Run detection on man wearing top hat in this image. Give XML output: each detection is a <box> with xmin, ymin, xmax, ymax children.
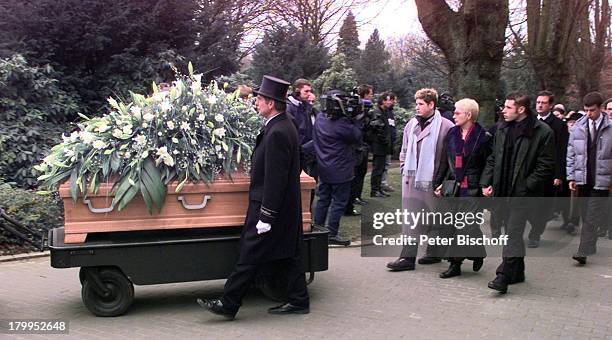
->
<box><xmin>197</xmin><ymin>75</ymin><xmax>309</xmax><ymax>319</ymax></box>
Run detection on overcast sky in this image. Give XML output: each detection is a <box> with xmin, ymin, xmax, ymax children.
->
<box><xmin>356</xmin><ymin>0</ymin><xmax>422</xmax><ymax>43</ymax></box>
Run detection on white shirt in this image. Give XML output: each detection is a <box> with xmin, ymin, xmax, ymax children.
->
<box><xmin>264</xmin><ymin>112</ymin><xmax>281</xmax><ymax>126</ymax></box>
<box><xmin>589</xmin><ymin>114</ymin><xmax>604</xmax><ymax>140</ymax></box>
<box><xmin>538</xmin><ymin>112</ymin><xmax>552</xmax><ymax>121</ymax></box>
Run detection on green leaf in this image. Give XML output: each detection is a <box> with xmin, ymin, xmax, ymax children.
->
<box><xmin>118</xmin><ymin>184</ymin><xmax>139</xmax><ymax>211</ymax></box>
<box><xmin>188</xmin><ymin>62</ymin><xmax>194</xmax><ymax>76</ymax></box>
<box><xmin>69</xmin><ymin>168</ymin><xmax>79</xmax><ymax>202</ymax></box>
<box><xmin>108</xmin><ymin>97</ymin><xmax>120</xmax><ymax>110</ymax></box>
<box><xmin>110</xmin><ymin>153</ymin><xmax>121</xmax><ymax>172</ymax></box>
<box><xmin>141</xmin><ymin>158</ymin><xmax>166</xmax><ymax>213</ymax></box>
<box><xmin>139</xmin><ymin>180</ymin><xmax>154</xmax><ymax>215</ymax></box>
<box><xmin>77</xmin><ymin>112</ymin><xmax>90</xmax><ymax>120</ymax></box>
<box><xmin>152</xmin><ymin>81</ymin><xmax>158</xmax><ymax>93</ymax></box>
<box><xmin>237</xmin><ymin>147</ymin><xmax>241</xmax><ymax>164</ymax></box>
<box><xmin>175</xmin><ymin>174</ymin><xmax>188</xmax><ymax>193</ymax></box>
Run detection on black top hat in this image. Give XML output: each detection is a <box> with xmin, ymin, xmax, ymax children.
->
<box><xmin>253</xmin><ymin>75</ymin><xmax>290</xmax><ymax>103</ymax></box>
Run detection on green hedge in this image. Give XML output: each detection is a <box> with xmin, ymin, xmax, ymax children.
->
<box><xmin>0</xmin><ymin>183</ymin><xmax>63</xmax><ymax>252</ymax></box>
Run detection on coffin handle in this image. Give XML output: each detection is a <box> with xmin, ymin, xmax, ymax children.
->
<box><xmin>83</xmin><ymin>199</ymin><xmax>115</xmax><ymax>213</ymax></box>
<box><xmin>177</xmin><ymin>195</ymin><xmax>212</xmax><ymax>210</ymax></box>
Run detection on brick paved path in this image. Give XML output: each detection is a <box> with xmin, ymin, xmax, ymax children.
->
<box><xmin>2</xmin><ymin>227</ymin><xmax>612</xmax><ymax>340</ymax></box>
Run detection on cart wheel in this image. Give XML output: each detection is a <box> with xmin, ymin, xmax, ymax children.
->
<box><xmin>81</xmin><ymin>268</ymin><xmax>134</xmax><ymax>317</ymax></box>
<box><xmin>256</xmin><ymin>274</ymin><xmax>289</xmax><ymax>302</ymax></box>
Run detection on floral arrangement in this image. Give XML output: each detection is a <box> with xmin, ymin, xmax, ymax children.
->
<box><xmin>36</xmin><ymin>63</ymin><xmax>261</xmax><ymax>213</ymax></box>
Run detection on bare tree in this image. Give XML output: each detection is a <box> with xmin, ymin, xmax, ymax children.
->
<box><xmin>415</xmin><ymin>0</ymin><xmax>509</xmax><ymax>125</ymax></box>
<box><xmin>268</xmin><ymin>0</ymin><xmax>381</xmax><ymax>46</ymax></box>
<box><xmin>573</xmin><ymin>0</ymin><xmax>610</xmax><ymax>100</ymax></box>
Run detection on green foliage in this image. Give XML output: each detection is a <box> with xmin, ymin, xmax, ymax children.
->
<box><xmin>312</xmin><ymin>53</ymin><xmax>358</xmax><ymax>94</ymax></box>
<box><xmin>337</xmin><ymin>11</ymin><xmax>361</xmax><ymax>70</ymax></box>
<box><xmin>0</xmin><ymin>0</ymin><xmax>244</xmax><ymax>116</ymax></box>
<box><xmin>0</xmin><ymin>54</ymin><xmax>78</xmax><ymax>189</ymax></box>
<box><xmin>358</xmin><ymin>29</ymin><xmax>391</xmax><ymax>91</ymax></box>
<box><xmin>215</xmin><ymin>72</ymin><xmax>255</xmax><ymax>93</ymax></box>
<box><xmin>392</xmin><ymin>106</ymin><xmax>414</xmax><ymax>158</ymax></box>
<box><xmin>249</xmin><ymin>25</ymin><xmax>330</xmax><ymax>83</ymax></box>
<box><xmin>0</xmin><ymin>182</ymin><xmax>63</xmax><ymax>250</ymax></box>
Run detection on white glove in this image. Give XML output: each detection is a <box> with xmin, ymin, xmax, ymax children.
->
<box><xmin>256</xmin><ymin>220</ymin><xmax>271</xmax><ymax>234</ymax></box>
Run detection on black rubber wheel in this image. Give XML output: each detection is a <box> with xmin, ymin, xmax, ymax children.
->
<box><xmin>81</xmin><ymin>268</ymin><xmax>134</xmax><ymax>317</ymax></box>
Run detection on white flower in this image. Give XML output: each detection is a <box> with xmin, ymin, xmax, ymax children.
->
<box><xmin>158</xmin><ymin>132</ymin><xmax>163</xmax><ymax>136</ymax></box>
<box><xmin>172</xmin><ymin>137</ymin><xmax>179</xmax><ymax>144</ymax></box>
<box><xmin>153</xmin><ymin>91</ymin><xmax>167</xmax><ymax>102</ymax></box>
<box><xmin>64</xmin><ymin>149</ymin><xmax>75</xmax><ymax>157</ymax></box>
<box><xmin>135</xmin><ymin>134</ymin><xmax>146</xmax><ymax>146</ymax></box>
<box><xmin>160</xmin><ymin>101</ymin><xmax>172</xmax><ymax>112</ymax></box>
<box><xmin>122</xmin><ymin>124</ymin><xmax>133</xmax><ymax>135</ymax></box>
<box><xmin>69</xmin><ymin>132</ymin><xmax>79</xmax><ymax>142</ymax></box>
<box><xmin>163</xmin><ymin>156</ymin><xmax>175</xmax><ymax>166</ymax></box>
<box><xmin>142</xmin><ymin>123</ymin><xmax>148</xmax><ymax>128</ymax></box>
<box><xmin>207</xmin><ymin>95</ymin><xmax>218</xmax><ymax>105</ymax></box>
<box><xmin>215</xmin><ymin>145</ymin><xmax>221</xmax><ymax>152</ymax></box>
<box><xmin>80</xmin><ymin>131</ymin><xmax>94</xmax><ymax>144</ymax></box>
<box><xmin>143</xmin><ymin>112</ymin><xmax>155</xmax><ymax>122</ymax></box>
<box><xmin>130</xmin><ymin>106</ymin><xmax>141</xmax><ymax>117</ymax></box>
<box><xmin>197</xmin><ymin>114</ymin><xmax>205</xmax><ymax>121</ymax></box>
<box><xmin>181</xmin><ymin>106</ymin><xmax>188</xmax><ymax>112</ymax></box>
<box><xmin>180</xmin><ymin>121</ymin><xmax>190</xmax><ymax>131</ymax></box>
<box><xmin>112</xmin><ymin>129</ymin><xmax>123</xmax><ymax>138</ymax></box>
<box><xmin>93</xmin><ymin>140</ymin><xmax>107</xmax><ymax>150</ymax></box>
<box><xmin>173</xmin><ymin>150</ymin><xmax>179</xmax><ymax>155</ymax></box>
<box><xmin>96</xmin><ymin>123</ymin><xmax>110</xmax><ymax>133</ymax></box>
<box><xmin>191</xmin><ymin>139</ymin><xmax>197</xmax><ymax>145</ymax></box>
<box><xmin>157</xmin><ymin>146</ymin><xmax>168</xmax><ymax>155</ymax></box>
<box><xmin>193</xmin><ymin>74</ymin><xmax>202</xmax><ymax>83</ymax></box>
<box><xmin>191</xmin><ymin>81</ymin><xmax>201</xmax><ymax>94</ymax></box>
<box><xmin>213</xmin><ymin>127</ymin><xmax>226</xmax><ymax>138</ymax></box>
<box><xmin>214</xmin><ymin>114</ymin><xmax>224</xmax><ymax>122</ymax></box>
<box><xmin>167</xmin><ymin>121</ymin><xmax>175</xmax><ymax>130</ymax></box>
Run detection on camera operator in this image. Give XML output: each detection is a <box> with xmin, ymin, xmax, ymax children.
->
<box><xmin>313</xmin><ymin>90</ymin><xmax>365</xmax><ymax>246</ymax></box>
<box><xmin>367</xmin><ymin>92</ymin><xmax>395</xmax><ymax>197</ymax></box>
<box><xmin>345</xmin><ymin>84</ymin><xmax>374</xmax><ymax>215</ymax></box>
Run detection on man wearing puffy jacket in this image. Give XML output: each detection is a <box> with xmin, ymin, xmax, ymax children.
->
<box><xmin>567</xmin><ymin>91</ymin><xmax>612</xmax><ymax>265</ymax></box>
<box><xmin>313</xmin><ymin>90</ymin><xmax>363</xmax><ymax>246</ymax></box>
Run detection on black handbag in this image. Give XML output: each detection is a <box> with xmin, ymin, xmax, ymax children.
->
<box><xmin>441</xmin><ymin>179</ymin><xmax>460</xmax><ymax>197</ymax></box>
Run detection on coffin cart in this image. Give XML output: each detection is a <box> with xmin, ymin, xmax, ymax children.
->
<box><xmin>48</xmin><ymin>173</ymin><xmax>329</xmax><ymax>317</ymax></box>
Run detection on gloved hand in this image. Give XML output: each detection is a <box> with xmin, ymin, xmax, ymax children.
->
<box><xmin>256</xmin><ymin>220</ymin><xmax>271</xmax><ymax>234</ymax></box>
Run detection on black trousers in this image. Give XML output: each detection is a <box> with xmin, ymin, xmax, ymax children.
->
<box><xmin>346</xmin><ymin>150</ymin><xmax>369</xmax><ymax>212</ymax></box>
<box><xmin>221</xmin><ymin>256</ymin><xmax>309</xmax><ymax>311</ymax></box>
<box><xmin>577</xmin><ymin>186</ymin><xmax>610</xmax><ymax>255</ymax></box>
<box><xmin>496</xmin><ymin>199</ymin><xmax>530</xmax><ymax>281</ymax></box>
<box><xmin>370</xmin><ymin>154</ymin><xmax>387</xmax><ymax>193</ymax></box>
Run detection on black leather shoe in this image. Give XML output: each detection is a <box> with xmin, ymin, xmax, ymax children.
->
<box><xmin>370</xmin><ymin>191</ymin><xmax>388</xmax><ymax>198</ymax></box>
<box><xmin>527</xmin><ymin>239</ymin><xmax>540</xmax><ymax>248</ymax></box>
<box><xmin>508</xmin><ymin>272</ymin><xmax>525</xmax><ymax>284</ymax></box>
<box><xmin>382</xmin><ymin>184</ymin><xmax>395</xmax><ymax>192</ymax></box>
<box><xmin>380</xmin><ymin>190</ymin><xmax>391</xmax><ymax>197</ymax></box>
<box><xmin>487</xmin><ymin>275</ymin><xmax>508</xmax><ymax>294</ymax></box>
<box><xmin>386</xmin><ymin>257</ymin><xmax>415</xmax><ymax>271</ymax></box>
<box><xmin>439</xmin><ymin>263</ymin><xmax>461</xmax><ymax>278</ymax></box>
<box><xmin>472</xmin><ymin>258</ymin><xmax>484</xmax><ymax>272</ymax></box>
<box><xmin>354</xmin><ymin>197</ymin><xmax>368</xmax><ymax>205</ymax></box>
<box><xmin>197</xmin><ymin>298</ymin><xmax>237</xmax><ymax>320</ymax></box>
<box><xmin>268</xmin><ymin>303</ymin><xmax>309</xmax><ymax>315</ymax></box>
<box><xmin>572</xmin><ymin>254</ymin><xmax>587</xmax><ymax>265</ymax></box>
<box><xmin>417</xmin><ymin>256</ymin><xmax>441</xmax><ymax>265</ymax></box>
<box><xmin>344</xmin><ymin>209</ymin><xmax>361</xmax><ymax>216</ymax></box>
<box><xmin>329</xmin><ymin>235</ymin><xmax>351</xmax><ymax>246</ymax></box>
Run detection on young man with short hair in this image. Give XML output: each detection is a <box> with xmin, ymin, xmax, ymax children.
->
<box><xmin>480</xmin><ymin>93</ymin><xmax>555</xmax><ymax>294</ymax></box>
<box><xmin>567</xmin><ymin>92</ymin><xmax>612</xmax><ymax>264</ymax></box>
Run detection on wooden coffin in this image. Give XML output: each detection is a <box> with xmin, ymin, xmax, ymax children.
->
<box><xmin>59</xmin><ymin>171</ymin><xmax>316</xmax><ymax>243</ymax></box>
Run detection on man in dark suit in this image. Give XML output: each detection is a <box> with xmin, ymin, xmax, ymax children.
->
<box><xmin>198</xmin><ymin>75</ymin><xmax>309</xmax><ymax>319</ymax></box>
<box><xmin>527</xmin><ymin>90</ymin><xmax>570</xmax><ymax>247</ymax></box>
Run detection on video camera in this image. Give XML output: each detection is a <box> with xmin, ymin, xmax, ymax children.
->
<box><xmin>320</xmin><ymin>89</ymin><xmax>373</xmax><ymax>120</ymax></box>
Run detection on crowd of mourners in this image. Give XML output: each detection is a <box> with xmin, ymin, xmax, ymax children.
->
<box><xmin>267</xmin><ymin>79</ymin><xmax>611</xmax><ymax>294</ymax></box>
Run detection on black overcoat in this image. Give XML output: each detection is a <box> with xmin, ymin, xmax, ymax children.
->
<box><xmin>238</xmin><ymin>112</ymin><xmax>303</xmax><ymax>264</ymax></box>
